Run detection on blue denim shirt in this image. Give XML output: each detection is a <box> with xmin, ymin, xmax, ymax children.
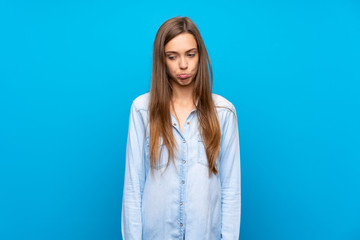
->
<box><xmin>121</xmin><ymin>92</ymin><xmax>241</xmax><ymax>240</ymax></box>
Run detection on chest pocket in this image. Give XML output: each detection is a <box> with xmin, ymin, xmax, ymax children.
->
<box><xmin>146</xmin><ymin>137</ymin><xmax>169</xmax><ymax>170</ymax></box>
<box><xmin>197</xmin><ymin>133</ymin><xmax>209</xmax><ymax>167</ymax></box>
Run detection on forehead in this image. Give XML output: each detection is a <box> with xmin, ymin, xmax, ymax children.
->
<box><xmin>165</xmin><ymin>33</ymin><xmax>197</xmax><ymax>52</ymax></box>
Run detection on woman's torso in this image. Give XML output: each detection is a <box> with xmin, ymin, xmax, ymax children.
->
<box><xmin>132</xmin><ymin>92</ymin><xmax>236</xmax><ymax>240</ymax></box>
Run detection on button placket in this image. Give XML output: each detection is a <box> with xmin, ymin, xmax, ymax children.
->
<box><xmin>179</xmin><ymin>132</ymin><xmax>187</xmax><ymax>236</ymax></box>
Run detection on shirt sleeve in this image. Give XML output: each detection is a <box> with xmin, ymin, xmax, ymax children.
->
<box><xmin>121</xmin><ymin>102</ymin><xmax>146</xmax><ymax>240</ymax></box>
<box><xmin>219</xmin><ymin>106</ymin><xmax>241</xmax><ymax>239</ymax></box>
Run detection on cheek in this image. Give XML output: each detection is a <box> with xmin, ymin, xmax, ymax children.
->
<box><xmin>165</xmin><ymin>64</ymin><xmax>173</xmax><ymax>76</ymax></box>
<box><xmin>192</xmin><ymin>60</ymin><xmax>199</xmax><ymax>72</ymax></box>
<box><xmin>165</xmin><ymin>62</ymin><xmax>176</xmax><ymax>73</ymax></box>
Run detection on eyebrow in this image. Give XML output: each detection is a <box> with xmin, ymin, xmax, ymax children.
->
<box><xmin>165</xmin><ymin>48</ymin><xmax>198</xmax><ymax>54</ymax></box>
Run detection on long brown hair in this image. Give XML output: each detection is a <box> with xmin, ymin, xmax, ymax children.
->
<box><xmin>149</xmin><ymin>16</ymin><xmax>221</xmax><ymax>176</ymax></box>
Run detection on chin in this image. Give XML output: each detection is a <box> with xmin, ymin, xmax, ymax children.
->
<box><xmin>177</xmin><ymin>77</ymin><xmax>194</xmax><ymax>86</ymax></box>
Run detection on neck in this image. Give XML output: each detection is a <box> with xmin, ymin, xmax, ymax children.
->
<box><xmin>170</xmin><ymin>80</ymin><xmax>194</xmax><ymax>104</ymax></box>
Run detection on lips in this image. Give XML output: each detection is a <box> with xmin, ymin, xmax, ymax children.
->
<box><xmin>178</xmin><ymin>74</ymin><xmax>191</xmax><ymax>79</ymax></box>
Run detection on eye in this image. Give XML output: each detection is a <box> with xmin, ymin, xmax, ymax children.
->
<box><xmin>168</xmin><ymin>56</ymin><xmax>176</xmax><ymax>60</ymax></box>
<box><xmin>188</xmin><ymin>53</ymin><xmax>196</xmax><ymax>57</ymax></box>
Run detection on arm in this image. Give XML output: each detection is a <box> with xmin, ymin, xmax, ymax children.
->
<box><xmin>121</xmin><ymin>102</ymin><xmax>146</xmax><ymax>240</ymax></box>
<box><xmin>219</xmin><ymin>107</ymin><xmax>241</xmax><ymax>239</ymax></box>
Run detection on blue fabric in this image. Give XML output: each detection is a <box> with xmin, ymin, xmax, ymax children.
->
<box><xmin>121</xmin><ymin>92</ymin><xmax>241</xmax><ymax>240</ymax></box>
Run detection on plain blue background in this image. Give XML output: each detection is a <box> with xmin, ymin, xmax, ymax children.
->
<box><xmin>1</xmin><ymin>0</ymin><xmax>359</xmax><ymax>239</ymax></box>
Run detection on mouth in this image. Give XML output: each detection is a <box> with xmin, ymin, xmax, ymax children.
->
<box><xmin>178</xmin><ymin>74</ymin><xmax>191</xmax><ymax>79</ymax></box>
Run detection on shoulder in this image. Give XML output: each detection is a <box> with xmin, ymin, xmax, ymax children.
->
<box><xmin>132</xmin><ymin>92</ymin><xmax>150</xmax><ymax>111</ymax></box>
<box><xmin>212</xmin><ymin>93</ymin><xmax>236</xmax><ymax>114</ymax></box>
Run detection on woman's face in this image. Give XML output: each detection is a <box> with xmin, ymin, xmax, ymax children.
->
<box><xmin>164</xmin><ymin>33</ymin><xmax>199</xmax><ymax>87</ymax></box>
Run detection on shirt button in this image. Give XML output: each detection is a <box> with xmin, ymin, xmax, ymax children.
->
<box><xmin>181</xmin><ymin>180</ymin><xmax>185</xmax><ymax>184</ymax></box>
<box><xmin>173</xmin><ymin>123</ymin><xmax>177</xmax><ymax>126</ymax></box>
<box><xmin>187</xmin><ymin>122</ymin><xmax>190</xmax><ymax>125</ymax></box>
<box><xmin>183</xmin><ymin>160</ymin><xmax>186</xmax><ymax>164</ymax></box>
<box><xmin>182</xmin><ymin>139</ymin><xmax>186</xmax><ymax>143</ymax></box>
<box><xmin>180</xmin><ymin>223</ymin><xmax>183</xmax><ymax>227</ymax></box>
<box><xmin>180</xmin><ymin>202</ymin><xmax>183</xmax><ymax>206</ymax></box>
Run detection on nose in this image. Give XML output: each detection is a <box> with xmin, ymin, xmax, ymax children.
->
<box><xmin>179</xmin><ymin>57</ymin><xmax>188</xmax><ymax>69</ymax></box>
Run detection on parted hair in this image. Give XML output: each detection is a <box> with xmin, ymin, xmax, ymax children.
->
<box><xmin>149</xmin><ymin>16</ymin><xmax>221</xmax><ymax>176</ymax></box>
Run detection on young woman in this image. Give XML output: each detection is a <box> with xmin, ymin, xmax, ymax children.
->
<box><xmin>121</xmin><ymin>16</ymin><xmax>241</xmax><ymax>240</ymax></box>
